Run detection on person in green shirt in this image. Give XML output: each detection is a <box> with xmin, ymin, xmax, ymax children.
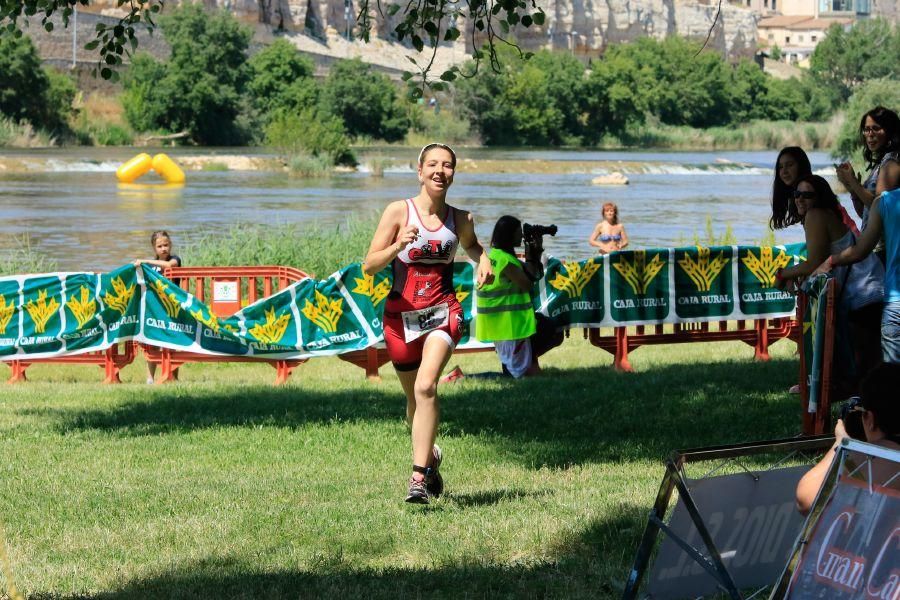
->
<box><xmin>474</xmin><ymin>216</ymin><xmax>562</xmax><ymax>378</ymax></box>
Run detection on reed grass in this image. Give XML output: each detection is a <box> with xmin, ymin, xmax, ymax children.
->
<box><xmin>287</xmin><ymin>153</ymin><xmax>334</xmax><ymax>177</ymax></box>
<box><xmin>0</xmin><ymin>117</ymin><xmax>57</xmax><ymax>148</ymax></box>
<box><xmin>617</xmin><ymin>118</ymin><xmax>841</xmax><ymax>151</ymax></box>
<box><xmin>0</xmin><ymin>337</ymin><xmax>808</xmax><ymax>599</ymax></box>
<box><xmin>406</xmin><ymin>109</ymin><xmax>476</xmax><ymax>147</ymax></box>
<box><xmin>0</xmin><ymin>234</ymin><xmax>58</xmax><ymax>276</ymax></box>
<box><xmin>200</xmin><ymin>161</ymin><xmax>230</xmax><ymax>172</ymax></box>
<box><xmin>184</xmin><ymin>216</ymin><xmax>380</xmax><ymax>278</ymax></box>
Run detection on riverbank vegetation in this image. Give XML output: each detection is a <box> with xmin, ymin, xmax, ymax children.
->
<box><xmin>0</xmin><ymin>335</ymin><xmax>804</xmax><ymax>599</ymax></box>
<box><xmin>1</xmin><ymin>6</ymin><xmax>898</xmax><ymax>157</ymax></box>
<box><xmin>0</xmin><ymin>234</ymin><xmax>58</xmax><ymax>276</ymax></box>
<box><xmin>184</xmin><ymin>216</ymin><xmax>379</xmax><ymax>279</ymax></box>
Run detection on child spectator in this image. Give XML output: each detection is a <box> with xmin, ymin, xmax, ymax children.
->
<box><xmin>134</xmin><ymin>230</ymin><xmax>182</xmax><ymax>384</ymax></box>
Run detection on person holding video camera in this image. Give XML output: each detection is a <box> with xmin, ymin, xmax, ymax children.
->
<box><xmin>795</xmin><ymin>363</ymin><xmax>900</xmax><ymax>515</ymax></box>
<box><xmin>474</xmin><ymin>216</ymin><xmax>563</xmax><ymax>378</ymax></box>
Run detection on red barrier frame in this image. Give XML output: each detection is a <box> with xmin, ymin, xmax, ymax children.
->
<box><xmin>586</xmin><ymin>317</ymin><xmax>799</xmax><ymax>372</ymax></box>
<box><xmin>6</xmin><ymin>342</ymin><xmax>137</xmax><ymax>384</ymax></box>
<box><xmin>142</xmin><ymin>265</ymin><xmax>311</xmax><ymax>386</ymax></box>
<box><xmin>797</xmin><ymin>281</ymin><xmax>836</xmax><ymax>436</ymax></box>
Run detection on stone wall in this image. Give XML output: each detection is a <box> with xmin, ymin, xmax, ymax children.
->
<box><xmin>36</xmin><ymin>0</ymin><xmax>759</xmax><ymax>64</ymax></box>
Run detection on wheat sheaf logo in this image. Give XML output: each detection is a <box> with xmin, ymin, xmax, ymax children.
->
<box><xmin>249</xmin><ymin>307</ymin><xmax>291</xmax><ymax>343</ymax></box>
<box><xmin>0</xmin><ymin>294</ymin><xmax>15</xmax><ymax>335</ymax></box>
<box><xmin>103</xmin><ymin>277</ymin><xmax>135</xmax><ymax>314</ymax></box>
<box><xmin>548</xmin><ymin>260</ymin><xmax>601</xmax><ymax>298</ymax></box>
<box><xmin>25</xmin><ymin>289</ymin><xmax>60</xmax><ymax>334</ymax></box>
<box><xmin>455</xmin><ymin>284</ymin><xmax>470</xmax><ymax>305</ymax></box>
<box><xmin>679</xmin><ymin>247</ymin><xmax>729</xmax><ymax>292</ymax></box>
<box><xmin>150</xmin><ymin>279</ymin><xmax>182</xmax><ymax>318</ymax></box>
<box><xmin>65</xmin><ymin>286</ymin><xmax>97</xmax><ymax>328</ymax></box>
<box><xmin>301</xmin><ymin>289</ymin><xmax>343</xmax><ymax>333</ymax></box>
<box><xmin>352</xmin><ymin>272</ymin><xmax>390</xmax><ymax>307</ymax></box>
<box><xmin>742</xmin><ymin>247</ymin><xmax>792</xmax><ymax>288</ymax></box>
<box><xmin>614</xmin><ymin>251</ymin><xmax>666</xmax><ymax>295</ymax></box>
<box><xmin>190</xmin><ymin>308</ymin><xmax>221</xmax><ymax>334</ymax></box>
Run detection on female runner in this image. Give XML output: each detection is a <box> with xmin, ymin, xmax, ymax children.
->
<box><xmin>363</xmin><ymin>143</ymin><xmax>492</xmax><ymax>504</ymax></box>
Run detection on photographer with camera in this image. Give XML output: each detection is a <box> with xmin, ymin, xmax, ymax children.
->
<box><xmin>795</xmin><ymin>362</ymin><xmax>900</xmax><ymax>515</ymax></box>
<box><xmin>473</xmin><ymin>216</ymin><xmax>563</xmax><ymax>378</ymax></box>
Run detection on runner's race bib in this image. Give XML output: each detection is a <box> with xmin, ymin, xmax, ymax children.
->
<box><xmin>401</xmin><ymin>303</ymin><xmax>449</xmax><ymax>343</ymax></box>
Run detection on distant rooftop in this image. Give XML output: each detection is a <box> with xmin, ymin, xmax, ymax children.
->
<box><xmin>758</xmin><ymin>14</ymin><xmax>854</xmax><ymax>28</ymax></box>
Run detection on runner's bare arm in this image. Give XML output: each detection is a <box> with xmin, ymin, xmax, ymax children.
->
<box><xmin>457</xmin><ymin>209</ymin><xmax>493</xmax><ymax>288</ymax></box>
<box><xmin>363</xmin><ymin>201</ymin><xmax>417</xmax><ymax>275</ymax></box>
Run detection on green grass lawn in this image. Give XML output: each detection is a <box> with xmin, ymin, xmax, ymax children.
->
<box><xmin>0</xmin><ymin>336</ymin><xmax>806</xmax><ymax>599</ymax></box>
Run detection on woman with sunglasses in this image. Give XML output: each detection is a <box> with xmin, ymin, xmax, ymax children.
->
<box><xmin>835</xmin><ymin>106</ymin><xmax>900</xmax><ymax>263</ymax></box>
<box><xmin>775</xmin><ymin>175</ymin><xmax>884</xmax><ymax>389</ymax></box>
<box><xmin>771</xmin><ymin>146</ymin><xmax>859</xmax><ymax>234</ymax></box>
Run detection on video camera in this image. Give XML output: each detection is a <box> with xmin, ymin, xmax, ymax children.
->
<box><xmin>522</xmin><ymin>223</ymin><xmax>557</xmax><ymax>280</ymax></box>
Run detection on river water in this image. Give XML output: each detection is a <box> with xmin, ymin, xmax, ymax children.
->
<box><xmin>0</xmin><ymin>147</ymin><xmax>842</xmax><ymax>272</ymax></box>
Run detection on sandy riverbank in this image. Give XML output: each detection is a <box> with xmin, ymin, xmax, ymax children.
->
<box><xmin>0</xmin><ymin>153</ymin><xmax>653</xmax><ymax>175</ymax></box>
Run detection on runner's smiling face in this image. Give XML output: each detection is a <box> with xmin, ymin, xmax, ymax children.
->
<box><xmin>418</xmin><ymin>148</ymin><xmax>455</xmax><ymax>194</ymax></box>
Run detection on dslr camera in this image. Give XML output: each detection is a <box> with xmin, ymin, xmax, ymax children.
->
<box><xmin>839</xmin><ymin>397</ymin><xmax>866</xmax><ymax>440</ymax></box>
<box><xmin>522</xmin><ymin>223</ymin><xmax>557</xmax><ymax>281</ymax></box>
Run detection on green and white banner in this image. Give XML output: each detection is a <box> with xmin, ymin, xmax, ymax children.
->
<box><xmin>0</xmin><ymin>244</ymin><xmax>805</xmax><ymax>361</ymax></box>
<box><xmin>533</xmin><ymin>243</ymin><xmax>805</xmax><ymax>328</ymax></box>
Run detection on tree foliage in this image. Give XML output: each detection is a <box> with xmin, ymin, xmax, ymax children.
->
<box><xmin>247</xmin><ymin>39</ymin><xmax>318</xmax><ymax>118</ymax></box>
<box><xmin>0</xmin><ymin>0</ymin><xmax>547</xmax><ymax>90</ymax></box>
<box><xmin>808</xmin><ymin>18</ymin><xmax>900</xmax><ymax>104</ymax></box>
<box><xmin>0</xmin><ymin>33</ymin><xmax>75</xmax><ymax>131</ymax></box>
<box><xmin>834</xmin><ymin>78</ymin><xmax>900</xmax><ymax>162</ymax></box>
<box><xmin>121</xmin><ymin>3</ymin><xmax>252</xmax><ymax>145</ymax></box>
<box><xmin>0</xmin><ymin>0</ymin><xmax>163</xmax><ymax>80</ymax></box>
<box><xmin>455</xmin><ymin>36</ymin><xmax>841</xmax><ymax>146</ymax></box>
<box><xmin>318</xmin><ymin>58</ymin><xmax>408</xmax><ymax>142</ymax></box>
<box><xmin>455</xmin><ymin>46</ymin><xmax>586</xmax><ymax>145</ymax></box>
<box><xmin>264</xmin><ymin>109</ymin><xmax>356</xmax><ymax>166</ymax></box>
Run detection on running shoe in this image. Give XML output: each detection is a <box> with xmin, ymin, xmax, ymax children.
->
<box><xmin>405</xmin><ymin>476</ymin><xmax>429</xmax><ymax>504</ymax></box>
<box><xmin>440</xmin><ymin>366</ymin><xmax>464</xmax><ymax>384</ymax></box>
<box><xmin>426</xmin><ymin>444</ymin><xmax>444</xmax><ymax>498</ymax></box>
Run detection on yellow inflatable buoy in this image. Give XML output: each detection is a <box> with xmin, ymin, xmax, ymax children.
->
<box><xmin>151</xmin><ymin>153</ymin><xmax>186</xmax><ymax>184</ymax></box>
<box><xmin>116</xmin><ymin>153</ymin><xmax>153</xmax><ymax>183</ymax></box>
<box><xmin>116</xmin><ymin>153</ymin><xmax>185</xmax><ymax>184</ymax></box>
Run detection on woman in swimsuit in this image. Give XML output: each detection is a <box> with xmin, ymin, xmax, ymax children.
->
<box><xmin>588</xmin><ymin>202</ymin><xmax>628</xmax><ymax>254</ymax></box>
<box><xmin>363</xmin><ymin>143</ymin><xmax>492</xmax><ymax>504</ymax></box>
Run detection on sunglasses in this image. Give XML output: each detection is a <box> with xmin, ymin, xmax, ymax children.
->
<box><xmin>793</xmin><ymin>190</ymin><xmax>817</xmax><ymax>200</ymax></box>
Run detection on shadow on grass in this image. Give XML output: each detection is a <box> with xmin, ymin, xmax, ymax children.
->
<box><xmin>36</xmin><ymin>506</ymin><xmax>648</xmax><ymax>600</ymax></box>
<box><xmin>42</xmin><ymin>357</ymin><xmax>800</xmax><ymax>468</ymax></box>
<box><xmin>445</xmin><ymin>488</ymin><xmax>553</xmax><ymax>508</ymax></box>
